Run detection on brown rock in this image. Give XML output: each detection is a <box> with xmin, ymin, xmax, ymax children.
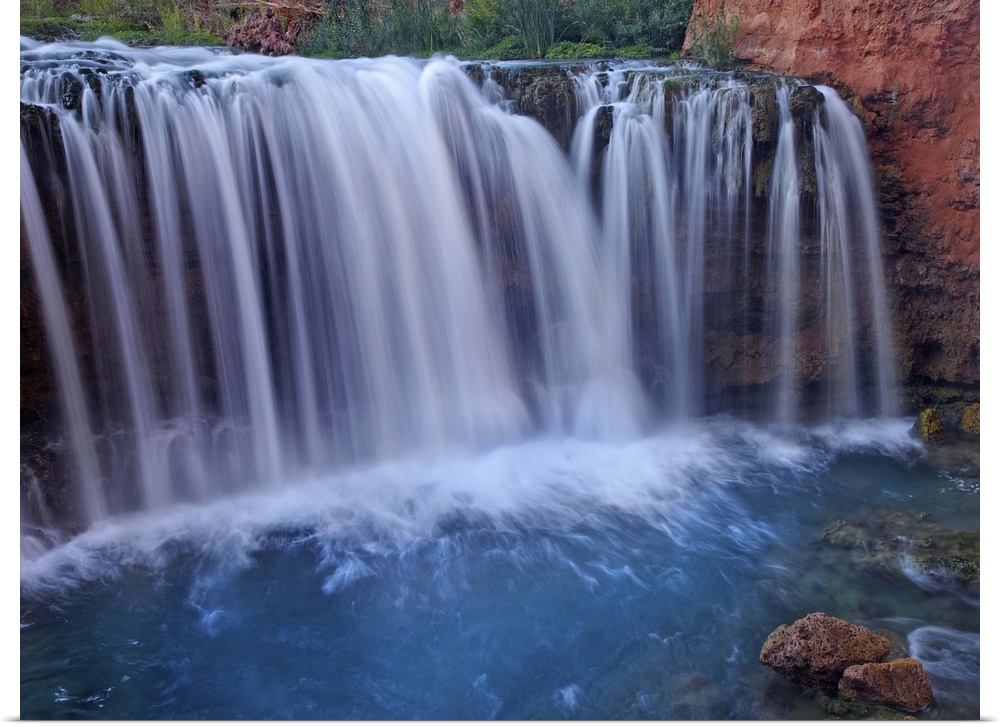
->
<box><xmin>759</xmin><ymin>612</ymin><xmax>891</xmax><ymax>686</ymax></box>
<box><xmin>838</xmin><ymin>658</ymin><xmax>935</xmax><ymax>712</ymax></box>
<box><xmin>495</xmin><ymin>68</ymin><xmax>578</xmax><ymax>151</ymax></box>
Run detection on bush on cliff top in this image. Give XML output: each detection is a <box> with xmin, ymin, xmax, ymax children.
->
<box><xmin>687</xmin><ymin>3</ymin><xmax>741</xmax><ymax>69</ymax></box>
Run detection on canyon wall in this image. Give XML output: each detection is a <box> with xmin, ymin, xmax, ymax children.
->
<box><xmin>684</xmin><ymin>0</ymin><xmax>980</xmax><ymax>413</ymax></box>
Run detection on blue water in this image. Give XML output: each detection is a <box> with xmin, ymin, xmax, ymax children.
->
<box><xmin>19</xmin><ymin>419</ymin><xmax>980</xmax><ymax>719</ymax></box>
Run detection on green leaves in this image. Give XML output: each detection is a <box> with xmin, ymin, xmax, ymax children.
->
<box><xmin>687</xmin><ymin>5</ymin><xmax>741</xmax><ymax>69</ymax></box>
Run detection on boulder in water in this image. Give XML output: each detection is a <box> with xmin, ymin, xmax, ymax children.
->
<box><xmin>838</xmin><ymin>658</ymin><xmax>934</xmax><ymax>713</ymax></box>
<box><xmin>759</xmin><ymin>612</ymin><xmax>890</xmax><ymax>687</ymax></box>
<box><xmin>912</xmin><ymin>407</ymin><xmax>947</xmax><ymax>443</ymax></box>
<box><xmin>959</xmin><ymin>402</ymin><xmax>980</xmax><ymax>435</ymax></box>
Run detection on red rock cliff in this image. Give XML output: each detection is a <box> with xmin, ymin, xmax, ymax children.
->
<box><xmin>685</xmin><ymin>0</ymin><xmax>979</xmax><ymax>410</ymax></box>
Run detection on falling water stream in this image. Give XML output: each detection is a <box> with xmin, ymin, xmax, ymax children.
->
<box><xmin>19</xmin><ymin>39</ymin><xmax>978</xmax><ymax>719</ymax></box>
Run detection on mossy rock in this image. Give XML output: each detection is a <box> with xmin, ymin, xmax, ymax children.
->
<box><xmin>820</xmin><ymin>509</ymin><xmax>979</xmax><ymax>590</ymax></box>
<box><xmin>959</xmin><ymin>402</ymin><xmax>979</xmax><ymax>435</ymax></box>
<box><xmin>875</xmin><ymin>164</ymin><xmax>906</xmax><ymax>217</ymax></box>
<box><xmin>912</xmin><ymin>530</ymin><xmax>980</xmax><ymax>584</ymax></box>
<box><xmin>789</xmin><ymin>85</ymin><xmax>824</xmax><ymax>127</ymax></box>
<box><xmin>749</xmin><ymin>83</ymin><xmax>779</xmax><ymax>146</ymax></box>
<box><xmin>753</xmin><ymin>155</ymin><xmax>774</xmax><ymax>198</ymax></box>
<box><xmin>911</xmin><ymin>407</ymin><xmax>947</xmax><ymax>443</ymax></box>
<box><xmin>809</xmin><ymin>689</ymin><xmax>914</xmax><ymax>720</ymax></box>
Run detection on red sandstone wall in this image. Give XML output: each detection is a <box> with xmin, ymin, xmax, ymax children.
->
<box><xmin>685</xmin><ymin>0</ymin><xmax>979</xmax><ymax>406</ymax></box>
<box><xmin>685</xmin><ymin>0</ymin><xmax>979</xmax><ymax>264</ymax></box>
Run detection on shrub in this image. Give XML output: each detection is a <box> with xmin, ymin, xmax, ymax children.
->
<box><xmin>460</xmin><ymin>0</ymin><xmax>505</xmax><ymax>48</ymax></box>
<box><xmin>298</xmin><ymin>0</ymin><xmax>458</xmax><ymax>58</ymax></box>
<box><xmin>482</xmin><ymin>34</ymin><xmax>524</xmax><ymax>59</ymax></box>
<box><xmin>566</xmin><ymin>0</ymin><xmax>693</xmax><ymax>54</ymax></box>
<box><xmin>687</xmin><ymin>4</ymin><xmax>741</xmax><ymax>69</ymax></box>
<box><xmin>503</xmin><ymin>0</ymin><xmax>564</xmax><ymax>58</ymax></box>
<box><xmin>21</xmin><ymin>0</ymin><xmax>60</xmax><ymax>19</ymax></box>
<box><xmin>458</xmin><ymin>0</ymin><xmax>568</xmax><ymax>59</ymax></box>
<box><xmin>614</xmin><ymin>43</ymin><xmax>653</xmax><ymax>58</ymax></box>
<box><xmin>544</xmin><ymin>40</ymin><xmax>605</xmax><ymax>59</ymax></box>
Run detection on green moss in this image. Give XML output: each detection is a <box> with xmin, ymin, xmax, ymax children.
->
<box><xmin>953</xmin><ymin>531</ymin><xmax>979</xmax><ymax>550</ymax></box>
<box><xmin>913</xmin><ymin>530</ymin><xmax>979</xmax><ymax>582</ymax></box>
<box><xmin>545</xmin><ymin>40</ymin><xmax>607</xmax><ymax>59</ymax></box>
<box><xmin>20</xmin><ymin>14</ymin><xmax>220</xmax><ymax>45</ymax></box>
<box><xmin>687</xmin><ymin>6</ymin><xmax>741</xmax><ymax>69</ymax></box>
<box><xmin>874</xmin><ymin>164</ymin><xmax>905</xmax><ymax>217</ymax></box>
<box><xmin>20</xmin><ymin>17</ymin><xmax>82</xmax><ymax>41</ymax></box>
<box><xmin>912</xmin><ymin>407</ymin><xmax>947</xmax><ymax>443</ymax></box>
<box><xmin>753</xmin><ymin>156</ymin><xmax>774</xmax><ymax>199</ymax></box>
<box><xmin>614</xmin><ymin>43</ymin><xmax>653</xmax><ymax>58</ymax></box>
<box><xmin>959</xmin><ymin>402</ymin><xmax>979</xmax><ymax>435</ymax></box>
<box><xmin>483</xmin><ymin>35</ymin><xmax>527</xmax><ymax>60</ymax></box>
<box><xmin>917</xmin><ymin>554</ymin><xmax>979</xmax><ymax>580</ymax></box>
<box><xmin>810</xmin><ymin>690</ymin><xmax>912</xmax><ymax>720</ymax></box>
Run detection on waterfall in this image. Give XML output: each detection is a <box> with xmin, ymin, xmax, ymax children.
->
<box><xmin>766</xmin><ymin>84</ymin><xmax>801</xmax><ymax>424</ymax></box>
<box><xmin>19</xmin><ymin>40</ymin><xmax>899</xmax><ymax>527</ymax></box>
<box><xmin>813</xmin><ymin>87</ymin><xmax>899</xmax><ymax>419</ymax></box>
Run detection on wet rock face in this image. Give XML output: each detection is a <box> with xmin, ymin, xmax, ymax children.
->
<box><xmin>482</xmin><ymin>66</ymin><xmax>578</xmax><ymax>150</ymax></box>
<box><xmin>838</xmin><ymin>658</ymin><xmax>935</xmax><ymax>713</ymax></box>
<box><xmin>684</xmin><ymin>0</ymin><xmax>980</xmax><ymax>407</ymax></box>
<box><xmin>759</xmin><ymin>612</ymin><xmax>891</xmax><ymax>687</ymax></box>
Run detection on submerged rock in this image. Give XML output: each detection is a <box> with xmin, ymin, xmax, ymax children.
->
<box><xmin>759</xmin><ymin>612</ymin><xmax>890</xmax><ymax>687</ymax></box>
<box><xmin>838</xmin><ymin>658</ymin><xmax>934</xmax><ymax>713</ymax></box>
<box><xmin>911</xmin><ymin>531</ymin><xmax>980</xmax><ymax>586</ymax></box>
<box><xmin>810</xmin><ymin>690</ymin><xmax>916</xmax><ymax>720</ymax></box>
<box><xmin>818</xmin><ymin>509</ymin><xmax>980</xmax><ymax>592</ymax></box>
<box><xmin>667</xmin><ymin>673</ymin><xmax>728</xmax><ymax>719</ymax></box>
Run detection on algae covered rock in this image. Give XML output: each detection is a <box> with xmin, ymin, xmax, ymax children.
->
<box><xmin>818</xmin><ymin>509</ymin><xmax>979</xmax><ymax>591</ymax></box>
<box><xmin>912</xmin><ymin>407</ymin><xmax>947</xmax><ymax>443</ymax></box>
<box><xmin>838</xmin><ymin>658</ymin><xmax>934</xmax><ymax>713</ymax></box>
<box><xmin>497</xmin><ymin>67</ymin><xmax>578</xmax><ymax>150</ymax></box>
<box><xmin>811</xmin><ymin>690</ymin><xmax>916</xmax><ymax>720</ymax></box>
<box><xmin>789</xmin><ymin>85</ymin><xmax>824</xmax><ymax>126</ymax></box>
<box><xmin>911</xmin><ymin>530</ymin><xmax>980</xmax><ymax>588</ymax></box>
<box><xmin>759</xmin><ymin>612</ymin><xmax>891</xmax><ymax>687</ymax></box>
<box><xmin>959</xmin><ymin>402</ymin><xmax>980</xmax><ymax>435</ymax></box>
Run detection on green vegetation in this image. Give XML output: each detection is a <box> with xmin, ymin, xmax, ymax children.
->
<box><xmin>21</xmin><ymin>0</ymin><xmax>703</xmax><ymax>61</ymax></box>
<box><xmin>544</xmin><ymin>40</ymin><xmax>604</xmax><ymax>59</ymax></box>
<box><xmin>20</xmin><ymin>0</ymin><xmax>225</xmax><ymax>45</ymax></box>
<box><xmin>686</xmin><ymin>2</ymin><xmax>740</xmax><ymax>69</ymax></box>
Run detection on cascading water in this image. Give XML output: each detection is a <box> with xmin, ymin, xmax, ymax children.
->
<box><xmin>20</xmin><ymin>40</ymin><xmax>978</xmax><ymax>721</ymax></box>
<box><xmin>20</xmin><ymin>45</ymin><xmax>902</xmax><ymax>525</ymax></box>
